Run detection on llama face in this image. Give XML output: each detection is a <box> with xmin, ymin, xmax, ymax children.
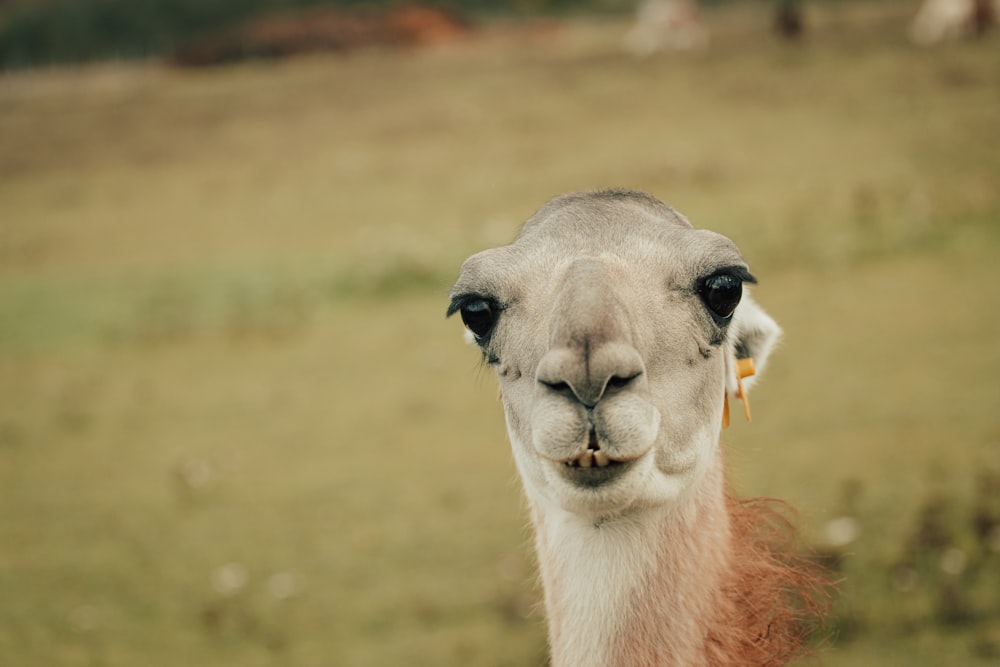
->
<box><xmin>449</xmin><ymin>190</ymin><xmax>780</xmax><ymax>517</ymax></box>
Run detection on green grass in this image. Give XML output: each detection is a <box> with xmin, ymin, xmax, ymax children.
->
<box><xmin>2</xmin><ymin>3</ymin><xmax>1000</xmax><ymax>665</ymax></box>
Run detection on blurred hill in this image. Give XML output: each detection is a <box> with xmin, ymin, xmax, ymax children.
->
<box><xmin>0</xmin><ymin>0</ymin><xmax>628</xmax><ymax>68</ymax></box>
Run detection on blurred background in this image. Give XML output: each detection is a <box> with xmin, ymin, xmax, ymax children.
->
<box><xmin>1</xmin><ymin>0</ymin><xmax>998</xmax><ymax>665</ymax></box>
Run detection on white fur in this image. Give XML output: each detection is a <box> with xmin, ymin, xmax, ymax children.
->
<box><xmin>534</xmin><ymin>497</ymin><xmax>665</xmax><ymax>667</ymax></box>
<box><xmin>725</xmin><ymin>291</ymin><xmax>782</xmax><ymax>396</ymax></box>
<box><xmin>509</xmin><ymin>419</ymin><xmax>720</xmax><ymax>666</ymax></box>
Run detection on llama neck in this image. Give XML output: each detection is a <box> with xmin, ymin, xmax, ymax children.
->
<box><xmin>531</xmin><ymin>458</ymin><xmax>732</xmax><ymax>667</ymax></box>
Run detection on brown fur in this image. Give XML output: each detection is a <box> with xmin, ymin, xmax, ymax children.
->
<box><xmin>705</xmin><ymin>493</ymin><xmax>830</xmax><ymax>666</ymax></box>
<box><xmin>591</xmin><ymin>459</ymin><xmax>830</xmax><ymax>666</ymax></box>
<box><xmin>606</xmin><ymin>462</ymin><xmax>732</xmax><ymax>666</ymax></box>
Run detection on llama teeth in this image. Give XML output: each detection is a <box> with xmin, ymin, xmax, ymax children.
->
<box><xmin>578</xmin><ymin>450</ymin><xmax>594</xmax><ymax>468</ymax></box>
<box><xmin>593</xmin><ymin>450</ymin><xmax>609</xmax><ymax>467</ymax></box>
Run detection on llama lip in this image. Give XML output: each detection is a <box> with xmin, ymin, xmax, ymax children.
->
<box><xmin>560</xmin><ymin>455</ymin><xmax>633</xmax><ymax>488</ymax></box>
<box><xmin>556</xmin><ymin>447</ymin><xmax>640</xmax><ymax>488</ymax></box>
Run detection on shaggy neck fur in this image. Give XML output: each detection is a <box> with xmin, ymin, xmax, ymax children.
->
<box><xmin>531</xmin><ymin>451</ymin><xmax>822</xmax><ymax>667</ymax></box>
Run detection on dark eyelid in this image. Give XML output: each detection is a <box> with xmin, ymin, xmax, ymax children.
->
<box><xmin>446</xmin><ymin>293</ymin><xmax>498</xmax><ymax>318</ymax></box>
<box><xmin>704</xmin><ymin>265</ymin><xmax>756</xmax><ymax>285</ymax></box>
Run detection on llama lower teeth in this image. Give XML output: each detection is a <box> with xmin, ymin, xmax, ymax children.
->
<box><xmin>593</xmin><ymin>450</ymin><xmax>609</xmax><ymax>467</ymax></box>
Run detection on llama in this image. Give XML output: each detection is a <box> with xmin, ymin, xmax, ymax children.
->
<box><xmin>775</xmin><ymin>0</ymin><xmax>805</xmax><ymax>40</ymax></box>
<box><xmin>910</xmin><ymin>0</ymin><xmax>996</xmax><ymax>46</ymax></box>
<box><xmin>448</xmin><ymin>190</ymin><xmax>825</xmax><ymax>666</ymax></box>
<box><xmin>625</xmin><ymin>0</ymin><xmax>710</xmax><ymax>56</ymax></box>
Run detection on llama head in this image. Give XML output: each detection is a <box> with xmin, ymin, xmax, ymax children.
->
<box><xmin>449</xmin><ymin>190</ymin><xmax>781</xmax><ymax>518</ymax></box>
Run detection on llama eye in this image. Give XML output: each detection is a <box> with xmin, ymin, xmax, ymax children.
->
<box><xmin>699</xmin><ymin>273</ymin><xmax>743</xmax><ymax>321</ymax></box>
<box><xmin>460</xmin><ymin>299</ymin><xmax>497</xmax><ymax>339</ymax></box>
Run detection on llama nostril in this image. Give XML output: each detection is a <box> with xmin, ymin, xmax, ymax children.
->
<box><xmin>542</xmin><ymin>380</ymin><xmax>571</xmax><ymax>393</ymax></box>
<box><xmin>541</xmin><ymin>380</ymin><xmax>578</xmax><ymax>402</ymax></box>
<box><xmin>608</xmin><ymin>373</ymin><xmax>641</xmax><ymax>390</ymax></box>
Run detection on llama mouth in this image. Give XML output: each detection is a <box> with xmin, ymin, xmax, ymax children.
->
<box><xmin>564</xmin><ymin>448</ymin><xmax>617</xmax><ymax>468</ymax></box>
<box><xmin>559</xmin><ymin>449</ymin><xmax>635</xmax><ymax>488</ymax></box>
<box><xmin>561</xmin><ymin>456</ymin><xmax>632</xmax><ymax>488</ymax></box>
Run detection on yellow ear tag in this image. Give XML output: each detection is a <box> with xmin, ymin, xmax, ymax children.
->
<box><xmin>735</xmin><ymin>357</ymin><xmax>756</xmax><ymax>423</ymax></box>
<box><xmin>723</xmin><ymin>357</ymin><xmax>756</xmax><ymax>428</ymax></box>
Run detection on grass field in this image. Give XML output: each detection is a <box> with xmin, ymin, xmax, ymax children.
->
<box><xmin>2</xmin><ymin>2</ymin><xmax>1000</xmax><ymax>665</ymax></box>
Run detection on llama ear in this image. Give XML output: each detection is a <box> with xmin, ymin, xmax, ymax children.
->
<box><xmin>725</xmin><ymin>292</ymin><xmax>782</xmax><ymax>396</ymax></box>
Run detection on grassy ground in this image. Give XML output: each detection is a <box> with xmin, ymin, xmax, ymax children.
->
<box><xmin>1</xmin><ymin>3</ymin><xmax>999</xmax><ymax>665</ymax></box>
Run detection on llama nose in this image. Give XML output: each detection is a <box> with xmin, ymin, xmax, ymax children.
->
<box><xmin>536</xmin><ymin>260</ymin><xmax>645</xmax><ymax>407</ymax></box>
<box><xmin>536</xmin><ymin>342</ymin><xmax>646</xmax><ymax>407</ymax></box>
